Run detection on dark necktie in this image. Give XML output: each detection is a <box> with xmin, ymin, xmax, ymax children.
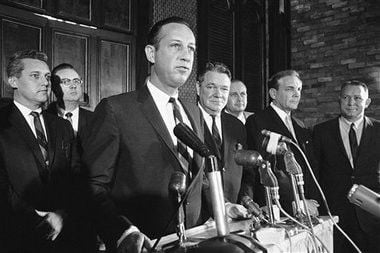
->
<box><xmin>169</xmin><ymin>97</ymin><xmax>192</xmax><ymax>179</ymax></box>
<box><xmin>211</xmin><ymin>115</ymin><xmax>222</xmax><ymax>148</ymax></box>
<box><xmin>349</xmin><ymin>123</ymin><xmax>358</xmax><ymax>167</ymax></box>
<box><xmin>65</xmin><ymin>112</ymin><xmax>73</xmax><ymax>125</ymax></box>
<box><xmin>30</xmin><ymin>111</ymin><xmax>49</xmax><ymax>165</ymax></box>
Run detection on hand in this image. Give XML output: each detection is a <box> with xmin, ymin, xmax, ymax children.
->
<box><xmin>304</xmin><ymin>199</ymin><xmax>320</xmax><ymax>216</ymax></box>
<box><xmin>117</xmin><ymin>231</ymin><xmax>152</xmax><ymax>253</ymax></box>
<box><xmin>36</xmin><ymin>210</ymin><xmax>64</xmax><ymax>241</ymax></box>
<box><xmin>225</xmin><ymin>202</ymin><xmax>251</xmax><ymax>219</ymax></box>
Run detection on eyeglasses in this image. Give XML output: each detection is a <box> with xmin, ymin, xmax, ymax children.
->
<box><xmin>61</xmin><ymin>78</ymin><xmax>83</xmax><ymax>86</ymax></box>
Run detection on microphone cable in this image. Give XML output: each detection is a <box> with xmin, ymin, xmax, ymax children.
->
<box><xmin>288</xmin><ymin>140</ymin><xmax>362</xmax><ymax>253</ymax></box>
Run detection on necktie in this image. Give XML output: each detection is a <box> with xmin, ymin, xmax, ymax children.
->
<box><xmin>30</xmin><ymin>111</ymin><xmax>49</xmax><ymax>165</ymax></box>
<box><xmin>285</xmin><ymin>114</ymin><xmax>297</xmax><ymax>142</ymax></box>
<box><xmin>65</xmin><ymin>112</ymin><xmax>73</xmax><ymax>125</ymax></box>
<box><xmin>349</xmin><ymin>123</ymin><xmax>358</xmax><ymax>167</ymax></box>
<box><xmin>211</xmin><ymin>115</ymin><xmax>222</xmax><ymax>148</ymax></box>
<box><xmin>169</xmin><ymin>97</ymin><xmax>192</xmax><ymax>179</ymax></box>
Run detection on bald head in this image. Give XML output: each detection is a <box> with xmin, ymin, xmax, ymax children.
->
<box><xmin>226</xmin><ymin>80</ymin><xmax>247</xmax><ymax>116</ymax></box>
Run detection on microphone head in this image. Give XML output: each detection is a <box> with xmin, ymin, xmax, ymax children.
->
<box><xmin>347</xmin><ymin>184</ymin><xmax>380</xmax><ymax>218</ymax></box>
<box><xmin>258</xmin><ymin>161</ymin><xmax>279</xmax><ymax>188</ymax></box>
<box><xmin>234</xmin><ymin>150</ymin><xmax>263</xmax><ymax>167</ymax></box>
<box><xmin>174</xmin><ymin>122</ymin><xmax>211</xmax><ymax>157</ymax></box>
<box><xmin>284</xmin><ymin>150</ymin><xmax>302</xmax><ymax>175</ymax></box>
<box><xmin>241</xmin><ymin>195</ymin><xmax>263</xmax><ymax>218</ymax></box>
<box><xmin>168</xmin><ymin>171</ymin><xmax>187</xmax><ymax>196</ymax></box>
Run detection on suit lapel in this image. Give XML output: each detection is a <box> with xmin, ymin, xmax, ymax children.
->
<box><xmin>356</xmin><ymin>117</ymin><xmax>373</xmax><ymax>164</ymax></box>
<box><xmin>10</xmin><ymin>105</ymin><xmax>46</xmax><ymax>167</ymax></box>
<box><xmin>139</xmin><ymin>86</ymin><xmax>177</xmax><ymax>159</ymax></box>
<box><xmin>268</xmin><ymin>106</ymin><xmax>294</xmax><ymax>140</ymax></box>
<box><xmin>333</xmin><ymin>117</ymin><xmax>353</xmax><ymax>167</ymax></box>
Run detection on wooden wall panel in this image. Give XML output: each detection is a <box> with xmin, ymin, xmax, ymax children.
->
<box><xmin>56</xmin><ymin>0</ymin><xmax>91</xmax><ymax>21</ymax></box>
<box><xmin>52</xmin><ymin>31</ymin><xmax>89</xmax><ymax>103</ymax></box>
<box><xmin>103</xmin><ymin>0</ymin><xmax>131</xmax><ymax>32</ymax></box>
<box><xmin>99</xmin><ymin>40</ymin><xmax>129</xmax><ymax>100</ymax></box>
<box><xmin>1</xmin><ymin>19</ymin><xmax>42</xmax><ymax>97</ymax></box>
<box><xmin>9</xmin><ymin>0</ymin><xmax>43</xmax><ymax>9</ymax></box>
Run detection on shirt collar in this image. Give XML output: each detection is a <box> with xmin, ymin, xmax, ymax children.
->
<box><xmin>270</xmin><ymin>102</ymin><xmax>290</xmax><ymax>121</ymax></box>
<box><xmin>147</xmin><ymin>80</ymin><xmax>178</xmax><ymax>107</ymax></box>
<box><xmin>14</xmin><ymin>100</ymin><xmax>42</xmax><ymax>117</ymax></box>
<box><xmin>339</xmin><ymin>115</ymin><xmax>364</xmax><ymax>129</ymax></box>
<box><xmin>198</xmin><ymin>103</ymin><xmax>221</xmax><ymax>121</ymax></box>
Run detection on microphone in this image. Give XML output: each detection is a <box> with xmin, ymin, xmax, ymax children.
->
<box><xmin>174</xmin><ymin>122</ymin><xmax>212</xmax><ymax>157</ymax></box>
<box><xmin>241</xmin><ymin>195</ymin><xmax>265</xmax><ymax>220</ymax></box>
<box><xmin>168</xmin><ymin>171</ymin><xmax>187</xmax><ymax>244</ymax></box>
<box><xmin>348</xmin><ymin>184</ymin><xmax>380</xmax><ymax>218</ymax></box>
<box><xmin>284</xmin><ymin>151</ymin><xmax>302</xmax><ymax>175</ymax></box>
<box><xmin>261</xmin><ymin>130</ymin><xmax>291</xmax><ymax>155</ymax></box>
<box><xmin>168</xmin><ymin>171</ymin><xmax>187</xmax><ymax>196</ymax></box>
<box><xmin>234</xmin><ymin>150</ymin><xmax>264</xmax><ymax>167</ymax></box>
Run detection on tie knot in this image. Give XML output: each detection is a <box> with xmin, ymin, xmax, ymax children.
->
<box><xmin>168</xmin><ymin>97</ymin><xmax>176</xmax><ymax>104</ymax></box>
<box><xmin>30</xmin><ymin>111</ymin><xmax>39</xmax><ymax>118</ymax></box>
<box><xmin>65</xmin><ymin>112</ymin><xmax>73</xmax><ymax>118</ymax></box>
<box><xmin>350</xmin><ymin>123</ymin><xmax>355</xmax><ymax>129</ymax></box>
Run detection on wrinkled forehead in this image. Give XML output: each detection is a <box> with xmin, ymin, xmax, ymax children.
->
<box><xmin>341</xmin><ymin>84</ymin><xmax>368</xmax><ymax>98</ymax></box>
<box><xmin>278</xmin><ymin>75</ymin><xmax>302</xmax><ymax>88</ymax></box>
<box><xmin>56</xmin><ymin>68</ymin><xmax>80</xmax><ymax>79</ymax></box>
<box><xmin>230</xmin><ymin>81</ymin><xmax>246</xmax><ymax>92</ymax></box>
<box><xmin>157</xmin><ymin>23</ymin><xmax>195</xmax><ymax>45</ymax></box>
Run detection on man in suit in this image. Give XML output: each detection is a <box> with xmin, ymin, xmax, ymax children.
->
<box><xmin>82</xmin><ymin>17</ymin><xmax>208</xmax><ymax>252</ymax></box>
<box><xmin>47</xmin><ymin>63</ymin><xmax>94</xmax><ymax>153</ymax></box>
<box><xmin>313</xmin><ymin>80</ymin><xmax>380</xmax><ymax>253</ymax></box>
<box><xmin>241</xmin><ymin>70</ymin><xmax>319</xmax><ymax>216</ymax></box>
<box><xmin>225</xmin><ymin>79</ymin><xmax>253</xmax><ymax>124</ymax></box>
<box><xmin>0</xmin><ymin>50</ymin><xmax>84</xmax><ymax>252</ymax></box>
<box><xmin>196</xmin><ymin>61</ymin><xmax>249</xmax><ymax>218</ymax></box>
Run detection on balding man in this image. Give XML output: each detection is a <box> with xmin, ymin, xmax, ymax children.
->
<box><xmin>225</xmin><ymin>80</ymin><xmax>253</xmax><ymax>124</ymax></box>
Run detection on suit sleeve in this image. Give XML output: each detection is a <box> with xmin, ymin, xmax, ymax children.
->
<box><xmin>81</xmin><ymin>99</ymin><xmax>132</xmax><ymax>246</ymax></box>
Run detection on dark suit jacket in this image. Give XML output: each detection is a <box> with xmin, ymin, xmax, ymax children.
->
<box><xmin>46</xmin><ymin>102</ymin><xmax>94</xmax><ymax>153</ymax></box>
<box><xmin>0</xmin><ymin>103</ymin><xmax>81</xmax><ymax>252</ymax></box>
<box><xmin>313</xmin><ymin>116</ymin><xmax>380</xmax><ymax>251</ymax></box>
<box><xmin>81</xmin><ymin>85</ymin><xmax>207</xmax><ymax>248</ymax></box>
<box><xmin>241</xmin><ymin>106</ymin><xmax>318</xmax><ymax>213</ymax></box>
<box><xmin>203</xmin><ymin>112</ymin><xmax>246</xmax><ymax>204</ymax></box>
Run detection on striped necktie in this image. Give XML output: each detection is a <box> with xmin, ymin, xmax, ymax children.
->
<box><xmin>30</xmin><ymin>111</ymin><xmax>49</xmax><ymax>165</ymax></box>
<box><xmin>169</xmin><ymin>97</ymin><xmax>192</xmax><ymax>179</ymax></box>
<box><xmin>211</xmin><ymin>115</ymin><xmax>222</xmax><ymax>148</ymax></box>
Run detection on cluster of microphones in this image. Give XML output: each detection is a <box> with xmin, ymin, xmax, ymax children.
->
<box><xmin>154</xmin><ymin>123</ymin><xmax>380</xmax><ymax>253</ymax></box>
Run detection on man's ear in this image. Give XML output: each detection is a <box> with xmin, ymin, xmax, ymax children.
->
<box><xmin>145</xmin><ymin>45</ymin><xmax>155</xmax><ymax>64</ymax></box>
<box><xmin>365</xmin><ymin>97</ymin><xmax>371</xmax><ymax>108</ymax></box>
<box><xmin>8</xmin><ymin>76</ymin><xmax>18</xmax><ymax>89</ymax></box>
<box><xmin>268</xmin><ymin>88</ymin><xmax>277</xmax><ymax>100</ymax></box>
<box><xmin>196</xmin><ymin>81</ymin><xmax>200</xmax><ymax>96</ymax></box>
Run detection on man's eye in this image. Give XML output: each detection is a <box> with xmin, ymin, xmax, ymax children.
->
<box><xmin>31</xmin><ymin>73</ymin><xmax>40</xmax><ymax>79</ymax></box>
<box><xmin>188</xmin><ymin>46</ymin><xmax>196</xmax><ymax>52</ymax></box>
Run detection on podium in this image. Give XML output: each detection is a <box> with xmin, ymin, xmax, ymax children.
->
<box><xmin>154</xmin><ymin>216</ymin><xmax>338</xmax><ymax>253</ymax></box>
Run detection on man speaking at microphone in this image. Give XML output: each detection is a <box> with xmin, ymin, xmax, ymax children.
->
<box><xmin>241</xmin><ymin>70</ymin><xmax>319</xmax><ymax>216</ymax></box>
<box><xmin>82</xmin><ymin>17</ymin><xmax>208</xmax><ymax>252</ymax></box>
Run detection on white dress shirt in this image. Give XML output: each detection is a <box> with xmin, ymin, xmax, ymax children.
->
<box><xmin>270</xmin><ymin>102</ymin><xmax>298</xmax><ymax>142</ymax></box>
<box><xmin>199</xmin><ymin>105</ymin><xmax>223</xmax><ymax>141</ymax></box>
<box><xmin>14</xmin><ymin>100</ymin><xmax>47</xmax><ymax>138</ymax></box>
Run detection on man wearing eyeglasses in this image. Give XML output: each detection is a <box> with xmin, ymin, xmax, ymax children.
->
<box><xmin>0</xmin><ymin>50</ymin><xmax>87</xmax><ymax>252</ymax></box>
<box><xmin>47</xmin><ymin>63</ymin><xmax>94</xmax><ymax>154</ymax></box>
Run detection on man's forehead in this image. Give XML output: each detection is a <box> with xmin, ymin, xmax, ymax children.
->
<box><xmin>231</xmin><ymin>82</ymin><xmax>246</xmax><ymax>91</ymax></box>
<box><xmin>158</xmin><ymin>23</ymin><xmax>195</xmax><ymax>43</ymax></box>
<box><xmin>278</xmin><ymin>75</ymin><xmax>302</xmax><ymax>87</ymax></box>
<box><xmin>22</xmin><ymin>58</ymin><xmax>50</xmax><ymax>72</ymax></box>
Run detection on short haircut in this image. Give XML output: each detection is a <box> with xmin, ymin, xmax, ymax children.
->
<box><xmin>268</xmin><ymin>70</ymin><xmax>300</xmax><ymax>90</ymax></box>
<box><xmin>51</xmin><ymin>63</ymin><xmax>75</xmax><ymax>97</ymax></box>
<box><xmin>147</xmin><ymin>16</ymin><xmax>192</xmax><ymax>49</ymax></box>
<box><xmin>340</xmin><ymin>80</ymin><xmax>368</xmax><ymax>94</ymax></box>
<box><xmin>198</xmin><ymin>61</ymin><xmax>232</xmax><ymax>83</ymax></box>
<box><xmin>7</xmin><ymin>49</ymin><xmax>48</xmax><ymax>78</ymax></box>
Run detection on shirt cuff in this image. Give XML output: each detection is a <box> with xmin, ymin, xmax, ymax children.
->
<box><xmin>116</xmin><ymin>225</ymin><xmax>140</xmax><ymax>247</ymax></box>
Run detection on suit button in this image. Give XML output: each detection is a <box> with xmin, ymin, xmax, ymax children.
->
<box><xmin>186</xmin><ymin>202</ymin><xmax>190</xmax><ymax>205</ymax></box>
<box><xmin>351</xmin><ymin>176</ymin><xmax>355</xmax><ymax>181</ymax></box>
